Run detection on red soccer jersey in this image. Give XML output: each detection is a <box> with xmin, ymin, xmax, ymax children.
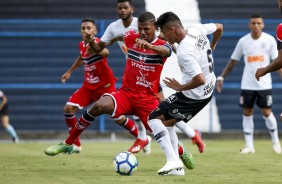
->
<box><xmin>79</xmin><ymin>38</ymin><xmax>117</xmax><ymax>90</ymax></box>
<box><xmin>120</xmin><ymin>30</ymin><xmax>171</xmax><ymax>97</ymax></box>
<box><xmin>276</xmin><ymin>23</ymin><xmax>282</xmax><ymax>50</ymax></box>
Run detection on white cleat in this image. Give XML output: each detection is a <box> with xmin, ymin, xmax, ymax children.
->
<box><xmin>157</xmin><ymin>159</ymin><xmax>184</xmax><ymax>175</ymax></box>
<box><xmin>239</xmin><ymin>147</ymin><xmax>255</xmax><ymax>154</ymax></box>
<box><xmin>143</xmin><ymin>135</ymin><xmax>152</xmax><ymax>155</ymax></box>
<box><xmin>159</xmin><ymin>168</ymin><xmax>185</xmax><ymax>176</ymax></box>
<box><xmin>72</xmin><ymin>144</ymin><xmax>82</xmax><ymax>154</ymax></box>
<box><xmin>273</xmin><ymin>143</ymin><xmax>282</xmax><ymax>154</ymax></box>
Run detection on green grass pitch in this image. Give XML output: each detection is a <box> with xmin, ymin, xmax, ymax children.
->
<box><xmin>0</xmin><ymin>139</ymin><xmax>282</xmax><ymax>184</ymax></box>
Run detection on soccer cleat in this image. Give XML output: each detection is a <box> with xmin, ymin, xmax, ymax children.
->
<box><xmin>273</xmin><ymin>143</ymin><xmax>282</xmax><ymax>154</ymax></box>
<box><xmin>192</xmin><ymin>130</ymin><xmax>205</xmax><ymax>153</ymax></box>
<box><xmin>44</xmin><ymin>142</ymin><xmax>73</xmax><ymax>156</ymax></box>
<box><xmin>239</xmin><ymin>147</ymin><xmax>255</xmax><ymax>154</ymax></box>
<box><xmin>158</xmin><ymin>168</ymin><xmax>185</xmax><ymax>176</ymax></box>
<box><xmin>142</xmin><ymin>135</ymin><xmax>152</xmax><ymax>155</ymax></box>
<box><xmin>178</xmin><ymin>141</ymin><xmax>195</xmax><ymax>170</ymax></box>
<box><xmin>12</xmin><ymin>137</ymin><xmax>19</xmax><ymax>143</ymax></box>
<box><xmin>72</xmin><ymin>144</ymin><xmax>82</xmax><ymax>154</ymax></box>
<box><xmin>128</xmin><ymin>137</ymin><xmax>149</xmax><ymax>153</ymax></box>
<box><xmin>157</xmin><ymin>160</ymin><xmax>184</xmax><ymax>175</ymax></box>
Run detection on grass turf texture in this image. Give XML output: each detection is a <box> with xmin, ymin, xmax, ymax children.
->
<box><xmin>0</xmin><ymin>140</ymin><xmax>282</xmax><ymax>184</ymax></box>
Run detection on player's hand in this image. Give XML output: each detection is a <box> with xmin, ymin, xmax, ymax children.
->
<box><xmin>216</xmin><ymin>79</ymin><xmax>223</xmax><ymax>93</ymax></box>
<box><xmin>163</xmin><ymin>77</ymin><xmax>182</xmax><ymax>91</ymax></box>
<box><xmin>135</xmin><ymin>38</ymin><xmax>153</xmax><ymax>50</ymax></box>
<box><xmin>61</xmin><ymin>72</ymin><xmax>71</xmax><ymax>84</ymax></box>
<box><xmin>83</xmin><ymin>33</ymin><xmax>94</xmax><ymax>43</ymax></box>
<box><xmin>255</xmin><ymin>68</ymin><xmax>267</xmax><ymax>81</ymax></box>
<box><xmin>105</xmin><ymin>39</ymin><xmax>115</xmax><ymax>46</ymax></box>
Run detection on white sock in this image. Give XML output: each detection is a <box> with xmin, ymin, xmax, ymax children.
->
<box><xmin>148</xmin><ymin>119</ymin><xmax>178</xmax><ymax>161</ymax></box>
<box><xmin>242</xmin><ymin>115</ymin><xmax>254</xmax><ymax>149</ymax></box>
<box><xmin>167</xmin><ymin>126</ymin><xmax>179</xmax><ymax>157</ymax></box>
<box><xmin>133</xmin><ymin>115</ymin><xmax>147</xmax><ymax>140</ymax></box>
<box><xmin>175</xmin><ymin>121</ymin><xmax>195</xmax><ymax>138</ymax></box>
<box><xmin>263</xmin><ymin>112</ymin><xmax>280</xmax><ymax>145</ymax></box>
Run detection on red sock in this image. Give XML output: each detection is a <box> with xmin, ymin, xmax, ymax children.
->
<box><xmin>178</xmin><ymin>143</ymin><xmax>184</xmax><ymax>155</ymax></box>
<box><xmin>121</xmin><ymin>118</ymin><xmax>138</xmax><ymax>137</ymax></box>
<box><xmin>65</xmin><ymin>113</ymin><xmax>93</xmax><ymax>145</ymax></box>
<box><xmin>65</xmin><ymin>113</ymin><xmax>81</xmax><ymax>146</ymax></box>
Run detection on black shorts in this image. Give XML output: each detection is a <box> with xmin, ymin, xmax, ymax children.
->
<box><xmin>159</xmin><ymin>92</ymin><xmax>212</xmax><ymax>122</ymax></box>
<box><xmin>0</xmin><ymin>103</ymin><xmax>8</xmax><ymax>115</ymax></box>
<box><xmin>239</xmin><ymin>90</ymin><xmax>272</xmax><ymax>109</ymax></box>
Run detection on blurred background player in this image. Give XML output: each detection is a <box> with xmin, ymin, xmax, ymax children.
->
<box><xmin>256</xmin><ymin>0</ymin><xmax>282</xmax><ymax>122</ymax></box>
<box><xmin>61</xmin><ymin>18</ymin><xmax>138</xmax><ymax>153</ymax></box>
<box><xmin>217</xmin><ymin>14</ymin><xmax>281</xmax><ymax>154</ymax></box>
<box><xmin>0</xmin><ymin>90</ymin><xmax>19</xmax><ymax>143</ymax></box>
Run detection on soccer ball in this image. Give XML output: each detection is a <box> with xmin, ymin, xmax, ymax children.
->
<box><xmin>113</xmin><ymin>151</ymin><xmax>138</xmax><ymax>176</ymax></box>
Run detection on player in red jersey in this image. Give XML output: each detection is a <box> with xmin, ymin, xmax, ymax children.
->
<box><xmin>255</xmin><ymin>0</ymin><xmax>282</xmax><ymax>121</ymax></box>
<box><xmin>44</xmin><ymin>11</ymin><xmax>172</xmax><ymax>156</ymax></box>
<box><xmin>60</xmin><ymin>18</ymin><xmax>138</xmax><ymax>153</ymax></box>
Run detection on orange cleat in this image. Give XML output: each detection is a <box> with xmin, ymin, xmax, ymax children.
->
<box><xmin>191</xmin><ymin>130</ymin><xmax>205</xmax><ymax>153</ymax></box>
<box><xmin>128</xmin><ymin>138</ymin><xmax>149</xmax><ymax>153</ymax></box>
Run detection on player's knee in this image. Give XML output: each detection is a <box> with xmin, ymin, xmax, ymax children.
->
<box><xmin>114</xmin><ymin>115</ymin><xmax>126</xmax><ymax>125</ymax></box>
<box><xmin>64</xmin><ymin>105</ymin><xmax>77</xmax><ymax>114</ymax></box>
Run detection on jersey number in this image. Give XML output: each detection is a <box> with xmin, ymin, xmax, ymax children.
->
<box><xmin>207</xmin><ymin>49</ymin><xmax>214</xmax><ymax>73</ymax></box>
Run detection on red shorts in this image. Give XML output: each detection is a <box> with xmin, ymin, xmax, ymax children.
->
<box><xmin>103</xmin><ymin>88</ymin><xmax>159</xmax><ymax>132</ymax></box>
<box><xmin>67</xmin><ymin>82</ymin><xmax>116</xmax><ymax>109</ymax></box>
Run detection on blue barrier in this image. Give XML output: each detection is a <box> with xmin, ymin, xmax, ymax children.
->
<box><xmin>1</xmin><ymin>18</ymin><xmax>281</xmax><ymax>132</ymax></box>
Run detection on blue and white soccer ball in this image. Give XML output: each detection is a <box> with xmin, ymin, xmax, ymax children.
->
<box><xmin>113</xmin><ymin>151</ymin><xmax>138</xmax><ymax>176</ymax></box>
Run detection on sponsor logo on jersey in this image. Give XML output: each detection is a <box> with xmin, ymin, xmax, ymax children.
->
<box><xmin>204</xmin><ymin>81</ymin><xmax>214</xmax><ymax>96</ymax></box>
<box><xmin>136</xmin><ymin>70</ymin><xmax>152</xmax><ymax>88</ymax></box>
<box><xmin>195</xmin><ymin>34</ymin><xmax>208</xmax><ymax>50</ymax></box>
<box><xmin>131</xmin><ymin>61</ymin><xmax>156</xmax><ymax>72</ymax></box>
<box><xmin>84</xmin><ymin>65</ymin><xmax>96</xmax><ymax>71</ymax></box>
<box><xmin>247</xmin><ymin>55</ymin><xmax>264</xmax><ymax>63</ymax></box>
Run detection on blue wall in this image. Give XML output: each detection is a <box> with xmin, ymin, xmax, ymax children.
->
<box><xmin>0</xmin><ymin>19</ymin><xmax>281</xmax><ymax>131</ymax></box>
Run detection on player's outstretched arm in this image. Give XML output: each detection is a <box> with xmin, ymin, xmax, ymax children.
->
<box><xmin>135</xmin><ymin>38</ymin><xmax>171</xmax><ymax>57</ymax></box>
<box><xmin>216</xmin><ymin>59</ymin><xmax>237</xmax><ymax>92</ymax></box>
<box><xmin>256</xmin><ymin>50</ymin><xmax>282</xmax><ymax>81</ymax></box>
<box><xmin>164</xmin><ymin>74</ymin><xmax>205</xmax><ymax>92</ymax></box>
<box><xmin>210</xmin><ymin>23</ymin><xmax>223</xmax><ymax>51</ymax></box>
<box><xmin>106</xmin><ymin>35</ymin><xmax>123</xmax><ymax>46</ymax></box>
<box><xmin>84</xmin><ymin>33</ymin><xmax>106</xmax><ymax>53</ymax></box>
<box><xmin>61</xmin><ymin>55</ymin><xmax>83</xmax><ymax>84</ymax></box>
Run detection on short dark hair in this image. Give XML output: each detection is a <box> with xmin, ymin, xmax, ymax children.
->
<box><xmin>117</xmin><ymin>0</ymin><xmax>132</xmax><ymax>5</ymax></box>
<box><xmin>155</xmin><ymin>12</ymin><xmax>182</xmax><ymax>29</ymax></box>
<box><xmin>81</xmin><ymin>18</ymin><xmax>96</xmax><ymax>25</ymax></box>
<box><xmin>249</xmin><ymin>14</ymin><xmax>263</xmax><ymax>19</ymax></box>
<box><xmin>138</xmin><ymin>11</ymin><xmax>155</xmax><ymax>23</ymax></box>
